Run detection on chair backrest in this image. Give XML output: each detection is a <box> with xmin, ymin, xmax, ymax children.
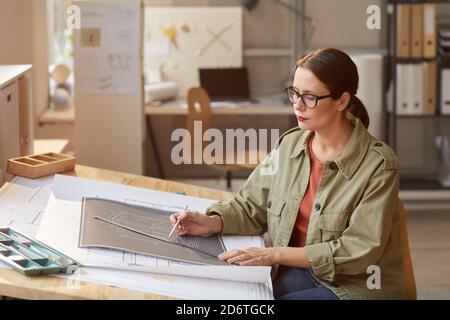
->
<box><xmin>186</xmin><ymin>87</ymin><xmax>212</xmax><ymax>135</ymax></box>
<box><xmin>398</xmin><ymin>199</ymin><xmax>417</xmax><ymax>300</ymax></box>
<box><xmin>186</xmin><ymin>87</ymin><xmax>213</xmax><ymax>159</ymax></box>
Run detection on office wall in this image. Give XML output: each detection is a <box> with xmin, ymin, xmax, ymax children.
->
<box><xmin>0</xmin><ymin>0</ymin><xmax>49</xmax><ymax>140</ymax></box>
<box><xmin>144</xmin><ymin>0</ymin><xmax>387</xmax><ymax>97</ymax></box>
<box><xmin>0</xmin><ymin>0</ymin><xmax>33</xmax><ymax>64</ymax></box>
<box><xmin>305</xmin><ymin>0</ymin><xmax>386</xmax><ymax>50</ymax></box>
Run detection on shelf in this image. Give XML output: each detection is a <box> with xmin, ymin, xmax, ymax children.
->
<box><xmin>303</xmin><ymin>47</ymin><xmax>388</xmax><ymax>56</ymax></box>
<box><xmin>390</xmin><ymin>57</ymin><xmax>439</xmax><ymax>63</ymax></box>
<box><xmin>243</xmin><ymin>48</ymin><xmax>293</xmax><ymax>58</ymax></box>
<box><xmin>386</xmin><ymin>0</ymin><xmax>450</xmax><ymax>193</ymax></box>
<box><xmin>387</xmin><ymin>113</ymin><xmax>450</xmax><ymax>118</ymax></box>
<box><xmin>400</xmin><ymin>179</ymin><xmax>450</xmax><ymax>191</ymax></box>
<box><xmin>0</xmin><ymin>65</ymin><xmax>32</xmax><ymax>87</ymax></box>
<box><xmin>389</xmin><ymin>0</ymin><xmax>450</xmax><ymax>4</ymax></box>
<box><xmin>38</xmin><ymin>107</ymin><xmax>75</xmax><ymax>125</ymax></box>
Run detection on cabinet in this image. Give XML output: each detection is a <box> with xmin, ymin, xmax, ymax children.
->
<box><xmin>387</xmin><ymin>0</ymin><xmax>450</xmax><ymax>190</ymax></box>
<box><xmin>0</xmin><ymin>65</ymin><xmax>33</xmax><ymax>184</ymax></box>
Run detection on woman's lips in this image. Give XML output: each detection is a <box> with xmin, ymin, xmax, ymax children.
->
<box><xmin>297</xmin><ymin>116</ymin><xmax>309</xmax><ymax>122</ymax></box>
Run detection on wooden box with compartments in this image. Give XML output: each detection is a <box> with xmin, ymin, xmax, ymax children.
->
<box><xmin>6</xmin><ymin>152</ymin><xmax>76</xmax><ymax>179</ymax></box>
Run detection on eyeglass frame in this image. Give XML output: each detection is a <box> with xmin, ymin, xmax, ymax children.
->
<box><xmin>285</xmin><ymin>86</ymin><xmax>333</xmax><ymax>109</ymax></box>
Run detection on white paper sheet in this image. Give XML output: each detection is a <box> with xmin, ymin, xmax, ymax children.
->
<box><xmin>0</xmin><ymin>174</ymin><xmax>273</xmax><ymax>299</ymax></box>
<box><xmin>57</xmin><ymin>266</ymin><xmax>272</xmax><ymax>300</ymax></box>
<box><xmin>0</xmin><ymin>176</ymin><xmax>54</xmax><ymax>236</ymax></box>
<box><xmin>36</xmin><ymin>175</ymin><xmax>271</xmax><ymax>284</ymax></box>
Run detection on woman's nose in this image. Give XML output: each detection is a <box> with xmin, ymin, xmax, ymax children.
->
<box><xmin>293</xmin><ymin>99</ymin><xmax>307</xmax><ymax>112</ymax></box>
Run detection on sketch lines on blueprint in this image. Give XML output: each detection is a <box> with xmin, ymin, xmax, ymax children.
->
<box><xmin>0</xmin><ymin>176</ymin><xmax>53</xmax><ymax>236</ymax></box>
<box><xmin>79</xmin><ymin>198</ymin><xmax>228</xmax><ymax>266</ymax></box>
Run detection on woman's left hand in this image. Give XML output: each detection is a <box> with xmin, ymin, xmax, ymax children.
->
<box><xmin>218</xmin><ymin>247</ymin><xmax>279</xmax><ymax>266</ymax></box>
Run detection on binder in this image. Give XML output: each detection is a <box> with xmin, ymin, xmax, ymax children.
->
<box><xmin>396</xmin><ymin>64</ymin><xmax>424</xmax><ymax>115</ymax></box>
<box><xmin>442</xmin><ymin>69</ymin><xmax>450</xmax><ymax>115</ymax></box>
<box><xmin>396</xmin><ymin>64</ymin><xmax>411</xmax><ymax>115</ymax></box>
<box><xmin>396</xmin><ymin>4</ymin><xmax>411</xmax><ymax>58</ymax></box>
<box><xmin>422</xmin><ymin>62</ymin><xmax>437</xmax><ymax>115</ymax></box>
<box><xmin>423</xmin><ymin>4</ymin><xmax>436</xmax><ymax>58</ymax></box>
<box><xmin>411</xmin><ymin>4</ymin><xmax>423</xmax><ymax>58</ymax></box>
<box><xmin>409</xmin><ymin>64</ymin><xmax>423</xmax><ymax>115</ymax></box>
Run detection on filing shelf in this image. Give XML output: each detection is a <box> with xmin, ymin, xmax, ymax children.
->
<box><xmin>387</xmin><ymin>1</ymin><xmax>450</xmax><ymax>190</ymax></box>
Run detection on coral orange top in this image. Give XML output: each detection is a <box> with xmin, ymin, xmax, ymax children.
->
<box><xmin>290</xmin><ymin>134</ymin><xmax>324</xmax><ymax>247</ymax></box>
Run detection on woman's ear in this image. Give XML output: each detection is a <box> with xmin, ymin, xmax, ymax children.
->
<box><xmin>336</xmin><ymin>92</ymin><xmax>351</xmax><ymax>112</ymax></box>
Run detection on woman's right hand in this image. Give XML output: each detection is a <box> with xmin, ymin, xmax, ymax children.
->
<box><xmin>169</xmin><ymin>211</ymin><xmax>223</xmax><ymax>237</ymax></box>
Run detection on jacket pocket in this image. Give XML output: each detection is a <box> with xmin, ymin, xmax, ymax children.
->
<box><xmin>267</xmin><ymin>193</ymin><xmax>286</xmax><ymax>244</ymax></box>
<box><xmin>318</xmin><ymin>211</ymin><xmax>352</xmax><ymax>242</ymax></box>
<box><xmin>267</xmin><ymin>193</ymin><xmax>286</xmax><ymax>217</ymax></box>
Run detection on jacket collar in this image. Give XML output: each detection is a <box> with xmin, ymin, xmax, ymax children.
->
<box><xmin>290</xmin><ymin>117</ymin><xmax>371</xmax><ymax>180</ymax></box>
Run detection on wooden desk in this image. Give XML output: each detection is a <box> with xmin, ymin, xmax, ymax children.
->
<box><xmin>0</xmin><ymin>165</ymin><xmax>233</xmax><ymax>300</ymax></box>
<box><xmin>145</xmin><ymin>97</ymin><xmax>293</xmax><ymax>116</ymax></box>
<box><xmin>33</xmin><ymin>139</ymin><xmax>69</xmax><ymax>154</ymax></box>
<box><xmin>145</xmin><ymin>97</ymin><xmax>296</xmax><ymax>179</ymax></box>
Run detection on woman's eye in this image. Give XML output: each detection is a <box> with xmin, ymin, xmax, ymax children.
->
<box><xmin>303</xmin><ymin>94</ymin><xmax>316</xmax><ymax>101</ymax></box>
<box><xmin>290</xmin><ymin>91</ymin><xmax>300</xmax><ymax>99</ymax></box>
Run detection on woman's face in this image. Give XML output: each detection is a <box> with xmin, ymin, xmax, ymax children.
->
<box><xmin>291</xmin><ymin>67</ymin><xmax>347</xmax><ymax>131</ymax></box>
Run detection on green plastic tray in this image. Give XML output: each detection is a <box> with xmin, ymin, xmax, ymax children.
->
<box><xmin>0</xmin><ymin>227</ymin><xmax>81</xmax><ymax>276</ymax></box>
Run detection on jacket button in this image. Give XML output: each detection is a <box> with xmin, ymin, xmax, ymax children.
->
<box><xmin>267</xmin><ymin>200</ymin><xmax>272</xmax><ymax>209</ymax></box>
<box><xmin>374</xmin><ymin>142</ymin><xmax>383</xmax><ymax>147</ymax></box>
<box><xmin>329</xmin><ymin>162</ymin><xmax>338</xmax><ymax>170</ymax></box>
<box><xmin>315</xmin><ymin>203</ymin><xmax>321</xmax><ymax>211</ymax></box>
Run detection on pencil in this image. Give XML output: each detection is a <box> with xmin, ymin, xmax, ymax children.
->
<box><xmin>168</xmin><ymin>204</ymin><xmax>188</xmax><ymax>239</ymax></box>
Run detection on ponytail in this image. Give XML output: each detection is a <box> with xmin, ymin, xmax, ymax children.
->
<box><xmin>348</xmin><ymin>95</ymin><xmax>370</xmax><ymax>129</ymax></box>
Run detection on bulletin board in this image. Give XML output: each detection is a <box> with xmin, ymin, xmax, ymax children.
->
<box><xmin>144</xmin><ymin>7</ymin><xmax>243</xmax><ymax>97</ymax></box>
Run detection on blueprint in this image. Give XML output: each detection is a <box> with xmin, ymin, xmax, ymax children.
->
<box><xmin>0</xmin><ymin>176</ymin><xmax>54</xmax><ymax>236</ymax></box>
<box><xmin>36</xmin><ymin>174</ymin><xmax>271</xmax><ymax>284</ymax></box>
<box><xmin>0</xmin><ymin>174</ymin><xmax>273</xmax><ymax>299</ymax></box>
<box><xmin>79</xmin><ymin>197</ymin><xmax>227</xmax><ymax>265</ymax></box>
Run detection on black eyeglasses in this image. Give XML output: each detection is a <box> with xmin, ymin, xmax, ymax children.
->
<box><xmin>285</xmin><ymin>86</ymin><xmax>333</xmax><ymax>109</ymax></box>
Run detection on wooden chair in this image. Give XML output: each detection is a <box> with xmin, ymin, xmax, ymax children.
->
<box><xmin>398</xmin><ymin>200</ymin><xmax>417</xmax><ymax>300</ymax></box>
<box><xmin>186</xmin><ymin>87</ymin><xmax>263</xmax><ymax>190</ymax></box>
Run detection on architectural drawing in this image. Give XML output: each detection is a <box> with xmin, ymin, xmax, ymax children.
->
<box><xmin>79</xmin><ymin>197</ymin><xmax>228</xmax><ymax>265</ymax></box>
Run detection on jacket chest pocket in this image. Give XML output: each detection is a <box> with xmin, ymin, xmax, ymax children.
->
<box><xmin>318</xmin><ymin>211</ymin><xmax>352</xmax><ymax>242</ymax></box>
<box><xmin>267</xmin><ymin>193</ymin><xmax>286</xmax><ymax>244</ymax></box>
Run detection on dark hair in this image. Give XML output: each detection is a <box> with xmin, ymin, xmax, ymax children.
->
<box><xmin>295</xmin><ymin>48</ymin><xmax>370</xmax><ymax>129</ymax></box>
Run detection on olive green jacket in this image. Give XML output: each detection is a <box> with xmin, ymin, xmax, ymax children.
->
<box><xmin>205</xmin><ymin>117</ymin><xmax>405</xmax><ymax>300</ymax></box>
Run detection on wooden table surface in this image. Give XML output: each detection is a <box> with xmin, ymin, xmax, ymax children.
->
<box><xmin>0</xmin><ymin>165</ymin><xmax>234</xmax><ymax>300</ymax></box>
<box><xmin>145</xmin><ymin>97</ymin><xmax>294</xmax><ymax>116</ymax></box>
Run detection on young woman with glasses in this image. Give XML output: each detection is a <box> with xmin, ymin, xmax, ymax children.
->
<box><xmin>170</xmin><ymin>48</ymin><xmax>404</xmax><ymax>300</ymax></box>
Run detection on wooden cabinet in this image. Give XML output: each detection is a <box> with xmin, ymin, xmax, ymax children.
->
<box><xmin>0</xmin><ymin>65</ymin><xmax>33</xmax><ymax>184</ymax></box>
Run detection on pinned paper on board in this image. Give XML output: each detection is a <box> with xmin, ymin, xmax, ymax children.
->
<box><xmin>81</xmin><ymin>28</ymin><xmax>101</xmax><ymax>47</ymax></box>
<box><xmin>75</xmin><ymin>2</ymin><xmax>140</xmax><ymax>94</ymax></box>
<box><xmin>163</xmin><ymin>25</ymin><xmax>178</xmax><ymax>50</ymax></box>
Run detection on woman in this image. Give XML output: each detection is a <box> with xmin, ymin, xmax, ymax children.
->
<box><xmin>170</xmin><ymin>48</ymin><xmax>405</xmax><ymax>300</ymax></box>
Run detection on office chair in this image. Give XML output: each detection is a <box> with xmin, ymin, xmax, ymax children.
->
<box><xmin>186</xmin><ymin>87</ymin><xmax>263</xmax><ymax>190</ymax></box>
<box><xmin>398</xmin><ymin>199</ymin><xmax>417</xmax><ymax>300</ymax></box>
